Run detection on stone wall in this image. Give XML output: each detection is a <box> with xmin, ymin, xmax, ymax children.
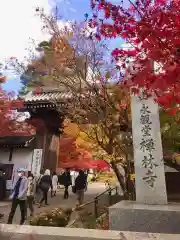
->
<box><xmin>0</xmin><ymin>224</ymin><xmax>180</xmax><ymax>240</ymax></box>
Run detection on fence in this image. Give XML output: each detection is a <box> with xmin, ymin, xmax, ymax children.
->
<box><xmin>93</xmin><ymin>186</ymin><xmax>119</xmax><ymax>218</ymax></box>
<box><xmin>68</xmin><ymin>186</ymin><xmax>123</xmax><ymax>228</ymax></box>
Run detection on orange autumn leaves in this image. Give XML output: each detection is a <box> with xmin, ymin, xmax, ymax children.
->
<box><xmin>58</xmin><ymin>119</ymin><xmax>93</xmax><ymax>168</ymax></box>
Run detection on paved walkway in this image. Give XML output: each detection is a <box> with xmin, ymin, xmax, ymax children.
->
<box><xmin>0</xmin><ymin>182</ymin><xmax>106</xmax><ymax>225</ymax></box>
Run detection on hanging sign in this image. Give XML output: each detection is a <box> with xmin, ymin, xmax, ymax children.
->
<box><xmin>31</xmin><ymin>149</ymin><xmax>43</xmax><ymax>176</ymax></box>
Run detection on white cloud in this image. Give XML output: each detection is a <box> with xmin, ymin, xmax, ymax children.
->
<box><xmin>121</xmin><ymin>43</ymin><xmax>134</xmax><ymax>50</ymax></box>
<box><xmin>116</xmin><ymin>42</ymin><xmax>134</xmax><ymax>70</ymax></box>
<box><xmin>0</xmin><ymin>0</ymin><xmax>52</xmax><ymax>63</ymax></box>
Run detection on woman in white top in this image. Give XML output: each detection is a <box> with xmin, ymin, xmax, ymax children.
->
<box><xmin>52</xmin><ymin>172</ymin><xmax>58</xmax><ymax>197</ymax></box>
<box><xmin>71</xmin><ymin>170</ymin><xmax>78</xmax><ymax>187</ymax></box>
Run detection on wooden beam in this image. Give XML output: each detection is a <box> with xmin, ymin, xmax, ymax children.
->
<box><xmin>8</xmin><ymin>148</ymin><xmax>13</xmax><ymax>162</ymax></box>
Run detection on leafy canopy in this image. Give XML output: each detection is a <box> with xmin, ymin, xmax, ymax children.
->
<box><xmin>90</xmin><ymin>0</ymin><xmax>180</xmax><ymax>113</ymax></box>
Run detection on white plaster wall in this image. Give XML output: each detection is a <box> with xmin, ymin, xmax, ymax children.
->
<box><xmin>0</xmin><ymin>148</ymin><xmax>33</xmax><ymax>189</ymax></box>
<box><xmin>0</xmin><ymin>149</ymin><xmax>10</xmax><ymax>163</ymax></box>
<box><xmin>12</xmin><ymin>149</ymin><xmax>33</xmax><ymax>172</ymax></box>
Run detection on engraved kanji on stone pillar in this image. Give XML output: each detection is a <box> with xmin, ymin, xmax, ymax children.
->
<box><xmin>131</xmin><ymin>93</ymin><xmax>167</xmax><ymax>205</ymax></box>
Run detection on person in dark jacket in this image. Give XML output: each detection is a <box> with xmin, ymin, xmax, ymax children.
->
<box><xmin>38</xmin><ymin>169</ymin><xmax>52</xmax><ymax>207</ymax></box>
<box><xmin>0</xmin><ymin>169</ymin><xmax>6</xmax><ymax>201</ymax></box>
<box><xmin>35</xmin><ymin>169</ymin><xmax>44</xmax><ymax>204</ymax></box>
<box><xmin>62</xmin><ymin>168</ymin><xmax>71</xmax><ymax>199</ymax></box>
<box><xmin>84</xmin><ymin>170</ymin><xmax>89</xmax><ymax>192</ymax></box>
<box><xmin>75</xmin><ymin>170</ymin><xmax>86</xmax><ymax>206</ymax></box>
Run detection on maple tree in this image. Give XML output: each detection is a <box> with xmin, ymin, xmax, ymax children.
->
<box><xmin>89</xmin><ymin>0</ymin><xmax>180</xmax><ymax>113</ymax></box>
<box><xmin>12</xmin><ymin>10</ymin><xmax>133</xmax><ymax>193</ymax></box>
<box><xmin>15</xmin><ymin>8</ymin><xmax>179</xmax><ymax>192</ymax></box>
<box><xmin>0</xmin><ymin>76</ymin><xmax>35</xmax><ymax>137</ymax></box>
<box><xmin>68</xmin><ymin>83</ymin><xmax>133</xmax><ymax>193</ymax></box>
<box><xmin>57</xmin><ymin>120</ymin><xmax>94</xmax><ymax>169</ymax></box>
<box><xmin>10</xmin><ymin>9</ymin><xmax>76</xmax><ymax>92</ymax></box>
<box><xmin>61</xmin><ymin>109</ymin><xmax>131</xmax><ymax>194</ymax></box>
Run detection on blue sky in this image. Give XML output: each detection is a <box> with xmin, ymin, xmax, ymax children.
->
<box><xmin>2</xmin><ymin>0</ymin><xmax>122</xmax><ymax>93</ymax></box>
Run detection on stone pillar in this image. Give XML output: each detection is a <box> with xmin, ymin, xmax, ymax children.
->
<box><xmin>131</xmin><ymin>93</ymin><xmax>167</xmax><ymax>205</ymax></box>
<box><xmin>109</xmin><ymin>93</ymin><xmax>180</xmax><ymax>234</ymax></box>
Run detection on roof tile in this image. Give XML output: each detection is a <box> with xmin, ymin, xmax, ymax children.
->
<box><xmin>23</xmin><ymin>90</ymin><xmax>72</xmax><ymax>102</ymax></box>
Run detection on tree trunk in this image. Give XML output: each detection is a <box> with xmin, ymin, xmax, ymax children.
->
<box><xmin>110</xmin><ymin>161</ymin><xmax>127</xmax><ymax>197</ymax></box>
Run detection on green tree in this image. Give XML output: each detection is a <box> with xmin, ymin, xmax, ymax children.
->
<box><xmin>160</xmin><ymin>110</ymin><xmax>180</xmax><ymax>171</ymax></box>
<box><xmin>161</xmin><ymin>110</ymin><xmax>180</xmax><ymax>155</ymax></box>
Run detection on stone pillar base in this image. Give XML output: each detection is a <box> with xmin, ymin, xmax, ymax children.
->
<box><xmin>109</xmin><ymin>200</ymin><xmax>180</xmax><ymax>234</ymax></box>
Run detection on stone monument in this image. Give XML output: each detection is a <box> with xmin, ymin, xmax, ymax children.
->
<box><xmin>109</xmin><ymin>92</ymin><xmax>180</xmax><ymax>234</ymax></box>
<box><xmin>131</xmin><ymin>93</ymin><xmax>167</xmax><ymax>205</ymax></box>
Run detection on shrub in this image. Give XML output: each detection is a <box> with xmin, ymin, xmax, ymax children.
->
<box><xmin>29</xmin><ymin>207</ymin><xmax>72</xmax><ymax>227</ymax></box>
<box><xmin>96</xmin><ymin>212</ymin><xmax>109</xmax><ymax>230</ymax></box>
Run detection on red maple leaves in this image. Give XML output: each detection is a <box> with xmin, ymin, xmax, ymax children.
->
<box><xmin>90</xmin><ymin>0</ymin><xmax>180</xmax><ymax>114</ymax></box>
<box><xmin>0</xmin><ymin>83</ymin><xmax>35</xmax><ymax>137</ymax></box>
<box><xmin>58</xmin><ymin>137</ymin><xmax>93</xmax><ymax>169</ymax></box>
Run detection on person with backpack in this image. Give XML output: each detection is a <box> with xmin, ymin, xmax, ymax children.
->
<box><xmin>62</xmin><ymin>168</ymin><xmax>71</xmax><ymax>199</ymax></box>
<box><xmin>84</xmin><ymin>170</ymin><xmax>89</xmax><ymax>192</ymax></box>
<box><xmin>38</xmin><ymin>169</ymin><xmax>52</xmax><ymax>207</ymax></box>
<box><xmin>75</xmin><ymin>170</ymin><xmax>86</xmax><ymax>206</ymax></box>
<box><xmin>0</xmin><ymin>169</ymin><xmax>6</xmax><ymax>201</ymax></box>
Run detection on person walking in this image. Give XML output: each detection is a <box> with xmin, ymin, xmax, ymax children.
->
<box><xmin>35</xmin><ymin>170</ymin><xmax>44</xmax><ymax>204</ymax></box>
<box><xmin>71</xmin><ymin>170</ymin><xmax>78</xmax><ymax>195</ymax></box>
<box><xmin>38</xmin><ymin>169</ymin><xmax>52</xmax><ymax>207</ymax></box>
<box><xmin>0</xmin><ymin>169</ymin><xmax>6</xmax><ymax>201</ymax></box>
<box><xmin>84</xmin><ymin>170</ymin><xmax>89</xmax><ymax>192</ymax></box>
<box><xmin>71</xmin><ymin>170</ymin><xmax>78</xmax><ymax>187</ymax></box>
<box><xmin>7</xmin><ymin>168</ymin><xmax>28</xmax><ymax>225</ymax></box>
<box><xmin>75</xmin><ymin>170</ymin><xmax>86</xmax><ymax>206</ymax></box>
<box><xmin>62</xmin><ymin>168</ymin><xmax>71</xmax><ymax>199</ymax></box>
<box><xmin>51</xmin><ymin>172</ymin><xmax>58</xmax><ymax>197</ymax></box>
<box><xmin>27</xmin><ymin>172</ymin><xmax>36</xmax><ymax>217</ymax></box>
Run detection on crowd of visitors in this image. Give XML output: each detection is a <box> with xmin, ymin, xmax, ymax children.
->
<box><xmin>4</xmin><ymin>168</ymin><xmax>88</xmax><ymax>225</ymax></box>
